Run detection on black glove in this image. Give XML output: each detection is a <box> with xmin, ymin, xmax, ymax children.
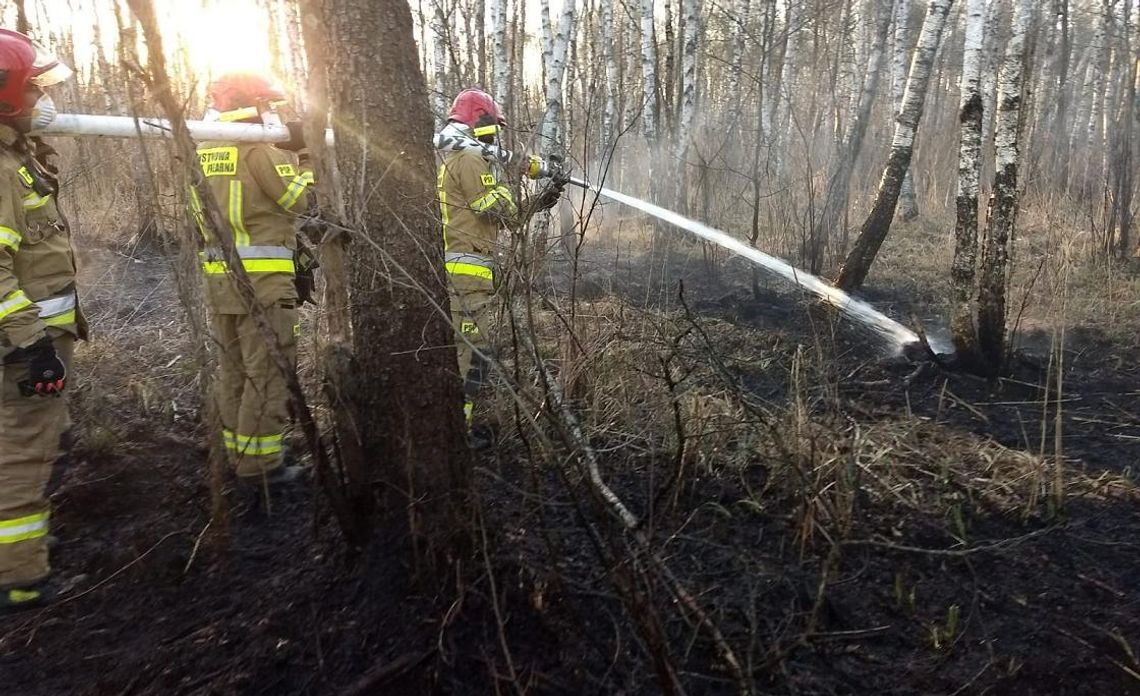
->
<box><xmin>294</xmin><ymin>236</ymin><xmax>320</xmax><ymax>305</ymax></box>
<box><xmin>17</xmin><ymin>336</ymin><xmax>66</xmax><ymax>397</ymax></box>
<box><xmin>532</xmin><ymin>180</ymin><xmax>565</xmax><ymax>212</ymax></box>
<box><xmin>546</xmin><ymin>154</ymin><xmax>570</xmax><ymax>185</ymax></box>
<box><xmin>278</xmin><ymin>121</ymin><xmax>308</xmax><ymax>152</ymax></box>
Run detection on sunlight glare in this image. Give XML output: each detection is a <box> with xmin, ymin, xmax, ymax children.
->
<box><xmin>165</xmin><ymin>2</ymin><xmax>275</xmax><ymax>82</ymax></box>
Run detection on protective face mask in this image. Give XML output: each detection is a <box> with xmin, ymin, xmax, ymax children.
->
<box><xmin>28</xmin><ymin>94</ymin><xmax>57</xmax><ymax>131</ymax></box>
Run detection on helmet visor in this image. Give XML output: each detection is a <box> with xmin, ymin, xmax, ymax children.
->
<box><xmin>28</xmin><ymin>43</ymin><xmax>72</xmax><ymax>87</ymax></box>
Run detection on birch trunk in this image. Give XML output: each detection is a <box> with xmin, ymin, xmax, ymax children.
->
<box><xmin>976</xmin><ymin>0</ymin><xmax>1032</xmax><ymax>372</ymax></box>
<box><xmin>534</xmin><ymin>0</ymin><xmax>577</xmax><ymax>262</ymax></box>
<box><xmin>728</xmin><ymin>0</ymin><xmax>752</xmax><ymax>101</ymax></box>
<box><xmin>893</xmin><ymin>0</ymin><xmax>920</xmax><ymax>220</ymax></box>
<box><xmin>810</xmin><ymin>5</ymin><xmax>892</xmax><ymax>274</ymax></box>
<box><xmin>835</xmin><ymin>0</ymin><xmax>955</xmax><ymax>292</ymax></box>
<box><xmin>431</xmin><ymin>0</ymin><xmax>449</xmax><ymax>126</ymax></box>
<box><xmin>1110</xmin><ymin>1</ymin><xmax>1135</xmax><ymax>255</ymax></box>
<box><xmin>601</xmin><ymin>0</ymin><xmax>619</xmax><ymax>160</ymax></box>
<box><xmin>640</xmin><ymin>0</ymin><xmax>659</xmax><ymax>142</ymax></box>
<box><xmin>491</xmin><ymin>0</ymin><xmax>509</xmax><ymax>107</ymax></box>
<box><xmin>673</xmin><ymin>0</ymin><xmax>700</xmax><ymax>212</ymax></box>
<box><xmin>950</xmin><ymin>0</ymin><xmax>988</xmax><ymax>358</ymax></box>
<box><xmin>539</xmin><ymin>0</ymin><xmax>576</xmax><ymax>156</ymax></box>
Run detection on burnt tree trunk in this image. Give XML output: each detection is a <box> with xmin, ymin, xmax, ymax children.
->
<box><xmin>324</xmin><ymin>0</ymin><xmax>471</xmax><ymax>568</ymax></box>
<box><xmin>834</xmin><ymin>0</ymin><xmax>954</xmax><ymax>292</ymax></box>
<box><xmin>977</xmin><ymin>0</ymin><xmax>1032</xmax><ymax>372</ymax></box>
<box><xmin>950</xmin><ymin>0</ymin><xmax>988</xmax><ymax>360</ymax></box>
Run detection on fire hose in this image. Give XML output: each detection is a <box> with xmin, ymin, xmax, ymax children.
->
<box><xmin>38</xmin><ymin>113</ymin><xmax>582</xmax><ymax>187</ymax></box>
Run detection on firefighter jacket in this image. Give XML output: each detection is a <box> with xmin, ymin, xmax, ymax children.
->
<box><xmin>0</xmin><ymin>124</ymin><xmax>84</xmax><ymax>353</ymax></box>
<box><xmin>437</xmin><ymin>147</ymin><xmax>517</xmax><ymax>283</ymax></box>
<box><xmin>192</xmin><ymin>141</ymin><xmax>313</xmax><ymax>314</ymax></box>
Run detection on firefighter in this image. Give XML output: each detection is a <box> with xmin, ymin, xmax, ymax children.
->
<box><xmin>192</xmin><ymin>72</ymin><xmax>314</xmax><ymax>490</ymax></box>
<box><xmin>437</xmin><ymin>88</ymin><xmax>564</xmax><ymax>444</ymax></box>
<box><xmin>0</xmin><ymin>29</ymin><xmax>84</xmax><ymax>612</ymax></box>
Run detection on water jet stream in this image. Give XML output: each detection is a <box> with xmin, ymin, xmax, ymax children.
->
<box><xmin>571</xmin><ymin>177</ymin><xmax>923</xmax><ymax>353</ymax></box>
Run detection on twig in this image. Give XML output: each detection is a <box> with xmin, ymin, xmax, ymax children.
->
<box><xmin>843</xmin><ymin>525</ymin><xmax>1060</xmax><ymax>556</ymax></box>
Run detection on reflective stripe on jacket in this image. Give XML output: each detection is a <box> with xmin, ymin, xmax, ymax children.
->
<box><xmin>437</xmin><ymin>148</ymin><xmax>515</xmax><ymax>283</ymax></box>
<box><xmin>193</xmin><ymin>141</ymin><xmax>314</xmax><ymax>314</ymax></box>
<box><xmin>0</xmin><ymin>123</ymin><xmax>83</xmax><ymax>350</ymax></box>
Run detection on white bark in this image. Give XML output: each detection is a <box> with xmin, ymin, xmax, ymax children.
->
<box><xmin>728</xmin><ymin>0</ymin><xmax>752</xmax><ymax>100</ymax></box>
<box><xmin>431</xmin><ymin>0</ymin><xmax>448</xmax><ymax>127</ymax></box>
<box><xmin>977</xmin><ymin>0</ymin><xmax>1032</xmax><ymax>367</ymax></box>
<box><xmin>894</xmin><ymin>0</ymin><xmax>919</xmax><ymax>219</ymax></box>
<box><xmin>492</xmin><ymin>0</ymin><xmax>510</xmax><ymax>108</ymax></box>
<box><xmin>539</xmin><ymin>0</ymin><xmax>577</xmax><ymax>156</ymax></box>
<box><xmin>892</xmin><ymin>0</ymin><xmax>954</xmax><ymax>151</ymax></box>
<box><xmin>639</xmin><ymin>0</ymin><xmax>659</xmax><ymax>141</ymax></box>
<box><xmin>674</xmin><ymin>0</ymin><xmax>700</xmax><ymax>164</ymax></box>
<box><xmin>601</xmin><ymin>0</ymin><xmax>619</xmax><ymax>158</ymax></box>
<box><xmin>950</xmin><ymin>0</ymin><xmax>988</xmax><ymax>352</ymax></box>
<box><xmin>958</xmin><ymin>0</ymin><xmax>987</xmax><ymax>204</ymax></box>
<box><xmin>1087</xmin><ymin>0</ymin><xmax>1111</xmax><ymax>155</ymax></box>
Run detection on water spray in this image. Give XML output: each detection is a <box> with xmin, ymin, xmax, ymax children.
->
<box><xmin>570</xmin><ymin>177</ymin><xmax>926</xmax><ymax>354</ymax></box>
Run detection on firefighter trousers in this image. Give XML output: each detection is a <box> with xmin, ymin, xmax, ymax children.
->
<box><xmin>0</xmin><ymin>333</ymin><xmax>74</xmax><ymax>589</ymax></box>
<box><xmin>211</xmin><ymin>306</ymin><xmax>298</xmax><ymax>478</ymax></box>
<box><xmin>449</xmin><ymin>274</ymin><xmax>495</xmax><ymax>422</ymax></box>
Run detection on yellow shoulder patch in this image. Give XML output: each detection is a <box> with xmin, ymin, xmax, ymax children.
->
<box><xmin>198</xmin><ymin>146</ymin><xmax>239</xmax><ymax>177</ymax></box>
<box><xmin>480</xmin><ymin>173</ymin><xmax>496</xmax><ymax>187</ymax></box>
<box><xmin>275</xmin><ymin>163</ymin><xmax>297</xmax><ymax>177</ymax></box>
<box><xmin>16</xmin><ymin>166</ymin><xmax>34</xmax><ymax>187</ymax></box>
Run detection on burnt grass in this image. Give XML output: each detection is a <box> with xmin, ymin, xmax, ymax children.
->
<box><xmin>2</xmin><ymin>246</ymin><xmax>1140</xmax><ymax>695</ymax></box>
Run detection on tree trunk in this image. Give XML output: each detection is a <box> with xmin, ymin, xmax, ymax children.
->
<box><xmin>811</xmin><ymin>5</ymin><xmax>891</xmax><ymax>274</ymax></box>
<box><xmin>834</xmin><ymin>0</ymin><xmax>955</xmax><ymax>292</ymax></box>
<box><xmin>893</xmin><ymin>0</ymin><xmax>920</xmax><ymax>221</ymax></box>
<box><xmin>324</xmin><ymin>0</ymin><xmax>471</xmax><ymax>568</ymax></box>
<box><xmin>492</xmin><ymin>0</ymin><xmax>510</xmax><ymax>108</ymax></box>
<box><xmin>950</xmin><ymin>0</ymin><xmax>988</xmax><ymax>360</ymax></box>
<box><xmin>976</xmin><ymin>0</ymin><xmax>1032</xmax><ymax>372</ymax></box>
<box><xmin>673</xmin><ymin>0</ymin><xmax>700</xmax><ymax>213</ymax></box>
<box><xmin>639</xmin><ymin>0</ymin><xmax>659</xmax><ymax>142</ymax></box>
<box><xmin>431</xmin><ymin>0</ymin><xmax>449</xmax><ymax>126</ymax></box>
<box><xmin>601</xmin><ymin>0</ymin><xmax>619</xmax><ymax>162</ymax></box>
<box><xmin>1112</xmin><ymin>2</ymin><xmax>1136</xmax><ymax>256</ymax></box>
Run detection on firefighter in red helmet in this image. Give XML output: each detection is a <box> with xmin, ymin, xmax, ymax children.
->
<box><xmin>0</xmin><ymin>29</ymin><xmax>85</xmax><ymax>613</ymax></box>
<box><xmin>436</xmin><ymin>88</ymin><xmax>564</xmax><ymax>445</ymax></box>
<box><xmin>190</xmin><ymin>72</ymin><xmax>315</xmax><ymax>498</ymax></box>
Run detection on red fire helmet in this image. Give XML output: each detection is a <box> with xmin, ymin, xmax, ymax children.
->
<box><xmin>0</xmin><ymin>29</ymin><xmax>72</xmax><ymax>118</ymax></box>
<box><xmin>207</xmin><ymin>72</ymin><xmax>286</xmax><ymax>122</ymax></box>
<box><xmin>447</xmin><ymin>88</ymin><xmax>506</xmax><ymax>138</ymax></box>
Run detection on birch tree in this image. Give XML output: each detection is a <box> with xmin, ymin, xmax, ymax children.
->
<box><xmin>600</xmin><ymin>0</ymin><xmax>619</xmax><ymax>160</ymax></box>
<box><xmin>491</xmin><ymin>0</ymin><xmax>509</xmax><ymax>109</ymax></box>
<box><xmin>639</xmin><ymin>0</ymin><xmax>659</xmax><ymax>142</ymax></box>
<box><xmin>835</xmin><ymin>0</ymin><xmax>955</xmax><ymax>292</ymax></box>
<box><xmin>893</xmin><ymin>0</ymin><xmax>920</xmax><ymax>220</ymax></box>
<box><xmin>431</xmin><ymin>0</ymin><xmax>448</xmax><ymax>124</ymax></box>
<box><xmin>976</xmin><ymin>0</ymin><xmax>1032</xmax><ymax>371</ymax></box>
<box><xmin>950</xmin><ymin>0</ymin><xmax>987</xmax><ymax>358</ymax></box>
<box><xmin>673</xmin><ymin>0</ymin><xmax>700</xmax><ymax>212</ymax></box>
<box><xmin>539</xmin><ymin>0</ymin><xmax>576</xmax><ymax>155</ymax></box>
<box><xmin>810</xmin><ymin>5</ymin><xmax>891</xmax><ymax>273</ymax></box>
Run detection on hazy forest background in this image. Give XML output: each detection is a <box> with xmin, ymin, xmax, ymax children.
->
<box><xmin>2</xmin><ymin>0</ymin><xmax>1140</xmax><ymax>694</ymax></box>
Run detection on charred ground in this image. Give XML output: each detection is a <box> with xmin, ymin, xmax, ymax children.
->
<box><xmin>1</xmin><ymin>236</ymin><xmax>1139</xmax><ymax>695</ymax></box>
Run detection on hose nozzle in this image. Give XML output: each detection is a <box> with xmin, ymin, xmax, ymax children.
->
<box><xmin>527</xmin><ymin>153</ymin><xmax>569</xmax><ymax>182</ymax></box>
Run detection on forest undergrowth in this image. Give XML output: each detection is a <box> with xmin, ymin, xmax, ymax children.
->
<box><xmin>2</xmin><ymin>212</ymin><xmax>1140</xmax><ymax>695</ymax></box>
